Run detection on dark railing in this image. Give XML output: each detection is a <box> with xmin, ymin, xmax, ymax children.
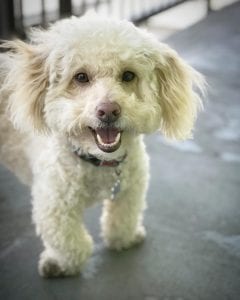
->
<box><xmin>0</xmin><ymin>0</ymin><xmax>212</xmax><ymax>39</ymax></box>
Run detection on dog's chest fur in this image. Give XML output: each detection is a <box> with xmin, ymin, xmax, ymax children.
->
<box><xmin>32</xmin><ymin>138</ymin><xmax>133</xmax><ymax>206</ymax></box>
<box><xmin>77</xmin><ymin>161</ymin><xmax>121</xmax><ymax>204</ymax></box>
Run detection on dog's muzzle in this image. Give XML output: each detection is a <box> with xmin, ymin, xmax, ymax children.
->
<box><xmin>96</xmin><ymin>102</ymin><xmax>121</xmax><ymax>124</ymax></box>
<box><xmin>89</xmin><ymin>102</ymin><xmax>122</xmax><ymax>153</ymax></box>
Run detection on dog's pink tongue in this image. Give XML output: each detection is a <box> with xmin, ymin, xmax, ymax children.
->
<box><xmin>96</xmin><ymin>128</ymin><xmax>119</xmax><ymax>144</ymax></box>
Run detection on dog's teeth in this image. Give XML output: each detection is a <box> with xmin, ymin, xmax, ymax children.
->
<box><xmin>96</xmin><ymin>132</ymin><xmax>121</xmax><ymax>147</ymax></box>
<box><xmin>96</xmin><ymin>134</ymin><xmax>104</xmax><ymax>145</ymax></box>
<box><xmin>113</xmin><ymin>132</ymin><xmax>121</xmax><ymax>145</ymax></box>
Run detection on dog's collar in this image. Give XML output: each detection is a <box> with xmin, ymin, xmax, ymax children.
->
<box><xmin>73</xmin><ymin>150</ymin><xmax>127</xmax><ymax>167</ymax></box>
<box><xmin>71</xmin><ymin>146</ymin><xmax>126</xmax><ymax>200</ymax></box>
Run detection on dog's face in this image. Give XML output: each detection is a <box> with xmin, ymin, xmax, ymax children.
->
<box><xmin>5</xmin><ymin>15</ymin><xmax>204</xmax><ymax>158</ymax></box>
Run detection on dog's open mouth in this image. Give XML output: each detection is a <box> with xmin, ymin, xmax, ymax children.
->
<box><xmin>89</xmin><ymin>127</ymin><xmax>122</xmax><ymax>153</ymax></box>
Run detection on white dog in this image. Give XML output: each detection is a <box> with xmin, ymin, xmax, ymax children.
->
<box><xmin>0</xmin><ymin>14</ymin><xmax>204</xmax><ymax>277</ymax></box>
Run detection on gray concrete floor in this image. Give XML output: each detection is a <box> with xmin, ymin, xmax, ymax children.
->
<box><xmin>1</xmin><ymin>2</ymin><xmax>240</xmax><ymax>300</ymax></box>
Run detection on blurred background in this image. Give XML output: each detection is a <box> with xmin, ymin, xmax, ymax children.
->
<box><xmin>1</xmin><ymin>1</ymin><xmax>240</xmax><ymax>300</ymax></box>
<box><xmin>0</xmin><ymin>0</ymin><xmax>238</xmax><ymax>40</ymax></box>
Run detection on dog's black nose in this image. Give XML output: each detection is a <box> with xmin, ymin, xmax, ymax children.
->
<box><xmin>96</xmin><ymin>102</ymin><xmax>121</xmax><ymax>123</ymax></box>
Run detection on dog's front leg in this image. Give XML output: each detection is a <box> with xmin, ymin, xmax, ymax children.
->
<box><xmin>101</xmin><ymin>162</ymin><xmax>149</xmax><ymax>251</ymax></box>
<box><xmin>32</xmin><ymin>172</ymin><xmax>93</xmax><ymax>278</ymax></box>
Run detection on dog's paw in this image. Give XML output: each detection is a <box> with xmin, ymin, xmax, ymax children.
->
<box><xmin>134</xmin><ymin>226</ymin><xmax>146</xmax><ymax>244</ymax></box>
<box><xmin>39</xmin><ymin>256</ymin><xmax>65</xmax><ymax>278</ymax></box>
<box><xmin>38</xmin><ymin>251</ymin><xmax>80</xmax><ymax>278</ymax></box>
<box><xmin>105</xmin><ymin>226</ymin><xmax>146</xmax><ymax>251</ymax></box>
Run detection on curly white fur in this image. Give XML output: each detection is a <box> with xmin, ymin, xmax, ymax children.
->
<box><xmin>0</xmin><ymin>14</ymin><xmax>204</xmax><ymax>277</ymax></box>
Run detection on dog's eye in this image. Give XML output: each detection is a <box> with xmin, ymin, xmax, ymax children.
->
<box><xmin>74</xmin><ymin>73</ymin><xmax>89</xmax><ymax>83</ymax></box>
<box><xmin>122</xmin><ymin>71</ymin><xmax>135</xmax><ymax>82</ymax></box>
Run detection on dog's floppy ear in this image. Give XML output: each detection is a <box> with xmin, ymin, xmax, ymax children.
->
<box><xmin>153</xmin><ymin>44</ymin><xmax>204</xmax><ymax>140</ymax></box>
<box><xmin>2</xmin><ymin>40</ymin><xmax>48</xmax><ymax>132</ymax></box>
